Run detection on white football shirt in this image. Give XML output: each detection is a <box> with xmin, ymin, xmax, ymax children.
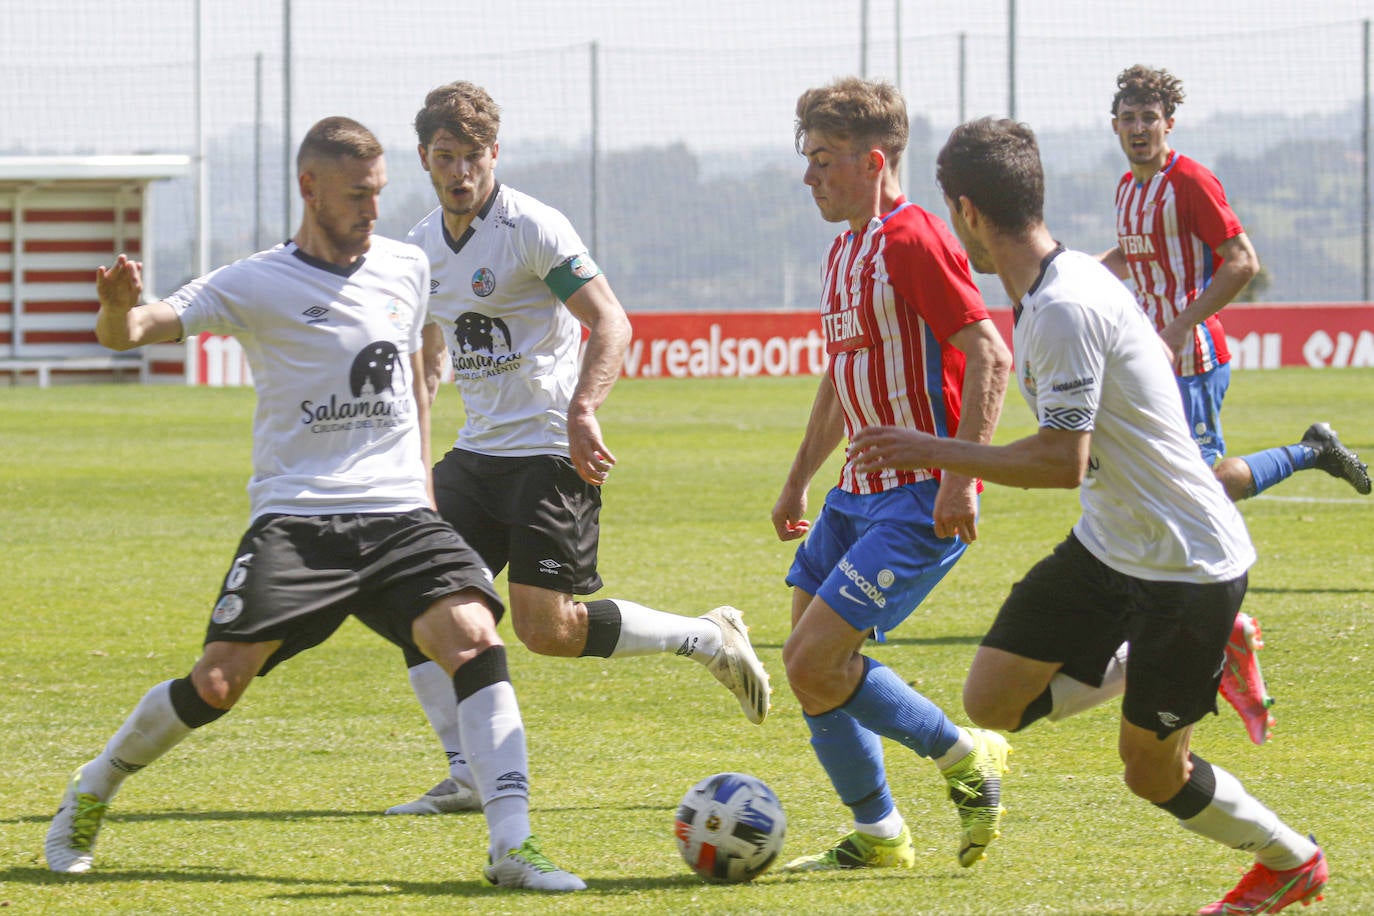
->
<box><xmin>1013</xmin><ymin>247</ymin><xmax>1255</xmax><ymax>582</ymax></box>
<box><xmin>409</xmin><ymin>182</ymin><xmax>598</xmax><ymax>456</ymax></box>
<box><xmin>169</xmin><ymin>237</ymin><xmax>432</xmax><ymax>520</ymax></box>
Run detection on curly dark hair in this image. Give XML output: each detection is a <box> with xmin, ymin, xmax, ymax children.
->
<box><xmin>1112</xmin><ymin>65</ymin><xmax>1185</xmax><ymax>118</ymax></box>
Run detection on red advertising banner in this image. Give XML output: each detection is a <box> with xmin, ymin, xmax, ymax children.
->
<box><xmin>621</xmin><ymin>304</ymin><xmax>1374</xmax><ymax>378</ymax></box>
<box><xmin>187</xmin><ymin>303</ymin><xmax>1374</xmax><ymax>385</ymax></box>
<box><xmin>1211</xmin><ymin>303</ymin><xmax>1374</xmax><ymax>369</ymax></box>
<box><xmin>621</xmin><ymin>311</ymin><xmax>827</xmax><ymax>379</ymax></box>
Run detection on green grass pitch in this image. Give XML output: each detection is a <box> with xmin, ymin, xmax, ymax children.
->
<box><xmin>1</xmin><ymin>369</ymin><xmax>1370</xmax><ymax>914</ymax></box>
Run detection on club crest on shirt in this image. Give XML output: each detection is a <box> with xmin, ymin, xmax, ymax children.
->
<box><xmin>385</xmin><ymin>298</ymin><xmax>407</xmax><ymax>330</ymax></box>
<box><xmin>471</xmin><ymin>267</ymin><xmax>496</xmax><ymax>297</ymax></box>
<box><xmin>569</xmin><ymin>254</ymin><xmax>598</xmax><ymax>280</ymax></box>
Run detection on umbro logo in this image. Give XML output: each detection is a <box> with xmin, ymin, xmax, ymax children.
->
<box><xmin>302</xmin><ymin>305</ymin><xmax>330</xmax><ymax>325</ymax></box>
<box><xmin>431</xmin><ymin>279</ymin><xmax>440</xmax><ymax>292</ymax></box>
<box><xmin>495</xmin><ymin>770</ymin><xmax>528</xmax><ymax>793</ymax></box>
<box><xmin>537</xmin><ymin>559</ymin><xmax>562</xmax><ymax>574</ymax></box>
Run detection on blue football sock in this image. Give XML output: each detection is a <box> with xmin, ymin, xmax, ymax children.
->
<box><xmin>843</xmin><ymin>657</ymin><xmax>962</xmax><ymax>759</ymax></box>
<box><xmin>804</xmin><ymin>707</ymin><xmax>893</xmax><ymax>825</ymax></box>
<box><xmin>1241</xmin><ymin>444</ymin><xmax>1314</xmax><ymax>497</ymax></box>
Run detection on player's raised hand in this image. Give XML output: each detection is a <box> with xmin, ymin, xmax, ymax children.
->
<box><xmin>95</xmin><ymin>255</ymin><xmax>144</xmax><ymax>312</ymax></box>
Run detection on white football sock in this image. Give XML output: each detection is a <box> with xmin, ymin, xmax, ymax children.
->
<box><xmin>457</xmin><ymin>680</ymin><xmax>531</xmax><ymax>858</ymax></box>
<box><xmin>933</xmin><ymin>727</ymin><xmax>975</xmax><ymax>770</ymax></box>
<box><xmin>855</xmin><ymin>808</ymin><xmax>906</xmax><ymax>839</ymax></box>
<box><xmin>607</xmin><ymin>599</ymin><xmax>721</xmax><ymax>660</ymax></box>
<box><xmin>1048</xmin><ymin>642</ymin><xmax>1127</xmax><ymax>720</ymax></box>
<box><xmin>408</xmin><ymin>661</ymin><xmax>474</xmax><ymax>789</ymax></box>
<box><xmin>79</xmin><ymin>680</ymin><xmax>192</xmax><ymax>800</ymax></box>
<box><xmin>1178</xmin><ymin>762</ymin><xmax>1319</xmax><ymax>870</ymax></box>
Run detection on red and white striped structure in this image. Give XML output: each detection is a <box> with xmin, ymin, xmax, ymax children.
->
<box><xmin>0</xmin><ymin>155</ymin><xmax>189</xmax><ymax>386</ymax></box>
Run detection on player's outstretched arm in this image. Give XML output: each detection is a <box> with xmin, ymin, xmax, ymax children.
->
<box><xmin>94</xmin><ymin>255</ymin><xmax>182</xmax><ymax>351</ymax></box>
<box><xmin>851</xmin><ymin>425</ymin><xmax>1090</xmax><ymax>491</ymax></box>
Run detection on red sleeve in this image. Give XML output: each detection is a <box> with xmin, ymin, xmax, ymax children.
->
<box><xmin>1174</xmin><ymin>157</ymin><xmax>1244</xmax><ymax>251</ymax></box>
<box><xmin>883</xmin><ymin>207</ymin><xmax>989</xmax><ymax>342</ymax></box>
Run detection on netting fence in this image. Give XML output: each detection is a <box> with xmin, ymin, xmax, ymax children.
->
<box><xmin>2</xmin><ymin>1</ymin><xmax>1370</xmax><ymax>309</ymax></box>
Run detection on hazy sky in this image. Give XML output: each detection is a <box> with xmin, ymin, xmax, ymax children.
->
<box><xmin>6</xmin><ymin>0</ymin><xmax>1373</xmax><ymax>156</ymax></box>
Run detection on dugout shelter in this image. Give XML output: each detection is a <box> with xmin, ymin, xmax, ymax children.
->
<box><xmin>0</xmin><ymin>155</ymin><xmax>189</xmax><ymax>386</ymax></box>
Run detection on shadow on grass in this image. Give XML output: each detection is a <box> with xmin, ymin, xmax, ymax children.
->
<box><xmin>1249</xmin><ymin>585</ymin><xmax>1374</xmax><ymax>595</ymax></box>
<box><xmin>751</xmin><ymin>634</ymin><xmax>984</xmax><ymax>650</ymax></box>
<box><xmin>0</xmin><ymin>863</ymin><xmax>738</xmax><ymax>897</ymax></box>
<box><xmin>3</xmin><ymin>802</ymin><xmax>669</xmax><ymax>828</ymax></box>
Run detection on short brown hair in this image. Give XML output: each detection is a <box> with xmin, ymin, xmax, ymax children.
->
<box><xmin>1112</xmin><ymin>65</ymin><xmax>1185</xmax><ymax>118</ymax></box>
<box><xmin>795</xmin><ymin>77</ymin><xmax>908</xmax><ymax>169</ymax></box>
<box><xmin>414</xmin><ymin>81</ymin><xmax>501</xmax><ymax>148</ymax></box>
<box><xmin>296</xmin><ymin>116</ymin><xmax>383</xmax><ymax>174</ymax></box>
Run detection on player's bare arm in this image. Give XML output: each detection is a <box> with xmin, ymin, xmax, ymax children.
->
<box><xmin>930</xmin><ymin>319</ymin><xmax>1012</xmax><ymax>543</ymax></box>
<box><xmin>1158</xmin><ymin>232</ymin><xmax>1259</xmax><ymax>360</ymax></box>
<box><xmin>94</xmin><ymin>255</ymin><xmax>183</xmax><ymax>350</ymax></box>
<box><xmin>563</xmin><ymin>274</ymin><xmax>632</xmax><ymax>486</ymax></box>
<box><xmin>852</xmin><ymin>425</ymin><xmax>1090</xmax><ymax>492</ymax></box>
<box><xmin>419</xmin><ymin>322</ymin><xmax>448</xmax><ymax>408</ymax></box>
<box><xmin>410</xmin><ymin>349</ymin><xmax>438</xmax><ymax>508</ymax></box>
<box><xmin>1097</xmin><ymin>244</ymin><xmax>1130</xmax><ymax>280</ymax></box>
<box><xmin>772</xmin><ymin>377</ymin><xmax>845</xmax><ymax>541</ymax></box>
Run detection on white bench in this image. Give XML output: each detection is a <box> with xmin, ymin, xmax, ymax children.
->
<box><xmin>0</xmin><ymin>355</ymin><xmax>145</xmax><ymax>388</ymax></box>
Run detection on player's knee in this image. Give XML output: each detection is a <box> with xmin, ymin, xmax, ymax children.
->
<box><xmin>781</xmin><ymin>639</ymin><xmax>838</xmax><ymax>707</ymax></box>
<box><xmin>1214</xmin><ymin>457</ymin><xmax>1254</xmax><ymax>501</ymax></box>
<box><xmin>169</xmin><ymin>675</ymin><xmax>232</xmax><ymax>726</ymax></box>
<box><xmin>1119</xmin><ymin>748</ymin><xmax>1187</xmax><ymax>803</ymax></box>
<box><xmin>511</xmin><ymin>610</ymin><xmax>582</xmax><ymax>657</ymax></box>
<box><xmin>962</xmin><ymin>687</ymin><xmax>1023</xmax><ymax>732</ymax></box>
<box><xmin>184</xmin><ymin>671</ymin><xmax>243</xmax><ymax>713</ymax></box>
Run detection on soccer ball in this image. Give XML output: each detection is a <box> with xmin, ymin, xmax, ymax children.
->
<box><xmin>674</xmin><ymin>772</ymin><xmax>786</xmax><ymax>883</ymax></box>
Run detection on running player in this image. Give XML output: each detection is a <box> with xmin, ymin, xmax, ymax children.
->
<box><xmin>43</xmin><ymin>117</ymin><xmax>583</xmax><ymax>891</ymax></box>
<box><xmin>774</xmin><ymin>77</ymin><xmax>1016</xmax><ymax>873</ymax></box>
<box><xmin>853</xmin><ymin>115</ymin><xmax>1326</xmax><ymax>914</ymax></box>
<box><xmin>385</xmin><ymin>81</ymin><xmax>769</xmax><ymax>817</ymax></box>
<box><xmin>1102</xmin><ymin>64</ymin><xmax>1368</xmax><ymax>505</ymax></box>
<box><xmin>1100</xmin><ymin>64</ymin><xmax>1370</xmax><ymax>746</ymax></box>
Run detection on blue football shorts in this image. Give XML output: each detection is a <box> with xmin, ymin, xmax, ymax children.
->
<box><xmin>1177</xmin><ymin>361</ymin><xmax>1231</xmax><ymax>466</ymax></box>
<box><xmin>785</xmin><ymin>478</ymin><xmax>969</xmax><ymax>638</ymax></box>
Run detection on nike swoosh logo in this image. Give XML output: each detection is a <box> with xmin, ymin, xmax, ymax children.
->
<box><xmin>839</xmin><ymin>585</ymin><xmax>867</xmax><ymax>605</ymax></box>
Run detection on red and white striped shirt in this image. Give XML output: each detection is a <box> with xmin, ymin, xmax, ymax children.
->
<box><xmin>1113</xmin><ymin>151</ymin><xmax>1244</xmax><ymax>377</ymax></box>
<box><xmin>821</xmin><ymin>199</ymin><xmax>989</xmax><ymax>494</ymax></box>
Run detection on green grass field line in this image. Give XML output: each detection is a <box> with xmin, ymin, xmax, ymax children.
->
<box><xmin>1</xmin><ymin>369</ymin><xmax>1370</xmax><ymax>913</ymax></box>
